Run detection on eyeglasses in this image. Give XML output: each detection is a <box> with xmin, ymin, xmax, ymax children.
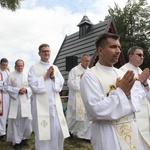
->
<box><xmin>135</xmin><ymin>53</ymin><xmax>144</xmax><ymax>58</ymax></box>
<box><xmin>41</xmin><ymin>50</ymin><xmax>50</xmax><ymax>53</ymax></box>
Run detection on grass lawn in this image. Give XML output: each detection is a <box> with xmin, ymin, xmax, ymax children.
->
<box><xmin>0</xmin><ymin>133</ymin><xmax>93</xmax><ymax>150</ymax></box>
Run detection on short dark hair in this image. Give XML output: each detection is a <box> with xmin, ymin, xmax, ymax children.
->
<box><xmin>95</xmin><ymin>33</ymin><xmax>120</xmax><ymax>50</ymax></box>
<box><xmin>15</xmin><ymin>59</ymin><xmax>24</xmax><ymax>67</ymax></box>
<box><xmin>127</xmin><ymin>46</ymin><xmax>143</xmax><ymax>57</ymax></box>
<box><xmin>38</xmin><ymin>44</ymin><xmax>50</xmax><ymax>52</ymax></box>
<box><xmin>0</xmin><ymin>58</ymin><xmax>8</xmax><ymax>64</ymax></box>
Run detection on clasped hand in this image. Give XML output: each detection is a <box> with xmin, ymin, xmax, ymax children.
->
<box><xmin>116</xmin><ymin>70</ymin><xmax>135</xmax><ymax>96</ymax></box>
<box><xmin>138</xmin><ymin>68</ymin><xmax>149</xmax><ymax>84</ymax></box>
<box><xmin>44</xmin><ymin>66</ymin><xmax>54</xmax><ymax>79</ymax></box>
<box><xmin>19</xmin><ymin>87</ymin><xmax>27</xmax><ymax>95</ymax></box>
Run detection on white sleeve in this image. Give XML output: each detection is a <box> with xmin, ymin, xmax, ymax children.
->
<box><xmin>28</xmin><ymin>66</ymin><xmax>47</xmax><ymax>93</ymax></box>
<box><xmin>4</xmin><ymin>77</ymin><xmax>20</xmax><ymax>99</ymax></box>
<box><xmin>80</xmin><ymin>71</ymin><xmax>133</xmax><ymax>121</ymax></box>
<box><xmin>68</xmin><ymin>68</ymin><xmax>80</xmax><ymax>91</ymax></box>
<box><xmin>52</xmin><ymin>68</ymin><xmax>64</xmax><ymax>92</ymax></box>
<box><xmin>129</xmin><ymin>80</ymin><xmax>146</xmax><ymax>112</ymax></box>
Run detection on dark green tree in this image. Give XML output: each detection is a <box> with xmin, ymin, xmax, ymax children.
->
<box><xmin>0</xmin><ymin>0</ymin><xmax>24</xmax><ymax>11</ymax></box>
<box><xmin>105</xmin><ymin>0</ymin><xmax>150</xmax><ymax>69</ymax></box>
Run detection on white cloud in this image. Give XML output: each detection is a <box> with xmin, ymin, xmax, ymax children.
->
<box><xmin>0</xmin><ymin>0</ymin><xmax>149</xmax><ymax>74</ymax></box>
<box><xmin>0</xmin><ymin>6</ymin><xmax>82</xmax><ymax>73</ymax></box>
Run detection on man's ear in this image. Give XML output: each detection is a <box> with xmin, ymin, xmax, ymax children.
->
<box><xmin>128</xmin><ymin>54</ymin><xmax>132</xmax><ymax>60</ymax></box>
<box><xmin>98</xmin><ymin>47</ymin><xmax>102</xmax><ymax>55</ymax></box>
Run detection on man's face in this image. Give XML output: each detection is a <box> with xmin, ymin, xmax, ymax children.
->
<box><xmin>129</xmin><ymin>49</ymin><xmax>144</xmax><ymax>67</ymax></box>
<box><xmin>1</xmin><ymin>62</ymin><xmax>8</xmax><ymax>71</ymax></box>
<box><xmin>81</xmin><ymin>56</ymin><xmax>90</xmax><ymax>69</ymax></box>
<box><xmin>98</xmin><ymin>38</ymin><xmax>121</xmax><ymax>67</ymax></box>
<box><xmin>15</xmin><ymin>61</ymin><xmax>24</xmax><ymax>72</ymax></box>
<box><xmin>38</xmin><ymin>46</ymin><xmax>50</xmax><ymax>62</ymax></box>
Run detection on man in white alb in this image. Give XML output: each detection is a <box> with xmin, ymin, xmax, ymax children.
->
<box><xmin>120</xmin><ymin>46</ymin><xmax>150</xmax><ymax>148</ymax></box>
<box><xmin>28</xmin><ymin>43</ymin><xmax>69</xmax><ymax>150</ymax></box>
<box><xmin>80</xmin><ymin>33</ymin><xmax>149</xmax><ymax>150</ymax></box>
<box><xmin>67</xmin><ymin>54</ymin><xmax>91</xmax><ymax>140</ymax></box>
<box><xmin>5</xmin><ymin>59</ymin><xmax>32</xmax><ymax>150</ymax></box>
<box><xmin>0</xmin><ymin>58</ymin><xmax>10</xmax><ymax>141</ymax></box>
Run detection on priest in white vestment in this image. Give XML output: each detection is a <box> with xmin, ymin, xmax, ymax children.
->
<box><xmin>5</xmin><ymin>59</ymin><xmax>32</xmax><ymax>149</ymax></box>
<box><xmin>67</xmin><ymin>54</ymin><xmax>91</xmax><ymax>140</ymax></box>
<box><xmin>120</xmin><ymin>46</ymin><xmax>150</xmax><ymax>148</ymax></box>
<box><xmin>0</xmin><ymin>58</ymin><xmax>10</xmax><ymax>141</ymax></box>
<box><xmin>28</xmin><ymin>44</ymin><xmax>69</xmax><ymax>150</ymax></box>
<box><xmin>80</xmin><ymin>33</ymin><xmax>149</xmax><ymax>150</ymax></box>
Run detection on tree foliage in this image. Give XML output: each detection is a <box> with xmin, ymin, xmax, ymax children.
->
<box><xmin>0</xmin><ymin>0</ymin><xmax>24</xmax><ymax>11</ymax></box>
<box><xmin>105</xmin><ymin>0</ymin><xmax>150</xmax><ymax>69</ymax></box>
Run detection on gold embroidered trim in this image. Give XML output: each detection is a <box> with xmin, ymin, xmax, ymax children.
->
<box><xmin>41</xmin><ymin>120</ymin><xmax>48</xmax><ymax>128</ymax></box>
<box><xmin>107</xmin><ymin>84</ymin><xmax>116</xmax><ymax>96</ymax></box>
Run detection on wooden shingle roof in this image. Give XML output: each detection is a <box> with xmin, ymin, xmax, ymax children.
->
<box><xmin>54</xmin><ymin>15</ymin><xmax>125</xmax><ymax>94</ymax></box>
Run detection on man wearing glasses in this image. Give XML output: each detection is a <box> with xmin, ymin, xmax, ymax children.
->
<box><xmin>28</xmin><ymin>44</ymin><xmax>69</xmax><ymax>150</ymax></box>
<box><xmin>120</xmin><ymin>46</ymin><xmax>150</xmax><ymax>148</ymax></box>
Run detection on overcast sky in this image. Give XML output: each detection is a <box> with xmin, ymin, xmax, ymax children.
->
<box><xmin>0</xmin><ymin>0</ymin><xmax>148</xmax><ymax>74</ymax></box>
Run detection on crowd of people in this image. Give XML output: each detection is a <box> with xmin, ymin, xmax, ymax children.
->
<box><xmin>0</xmin><ymin>33</ymin><xmax>149</xmax><ymax>150</ymax></box>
